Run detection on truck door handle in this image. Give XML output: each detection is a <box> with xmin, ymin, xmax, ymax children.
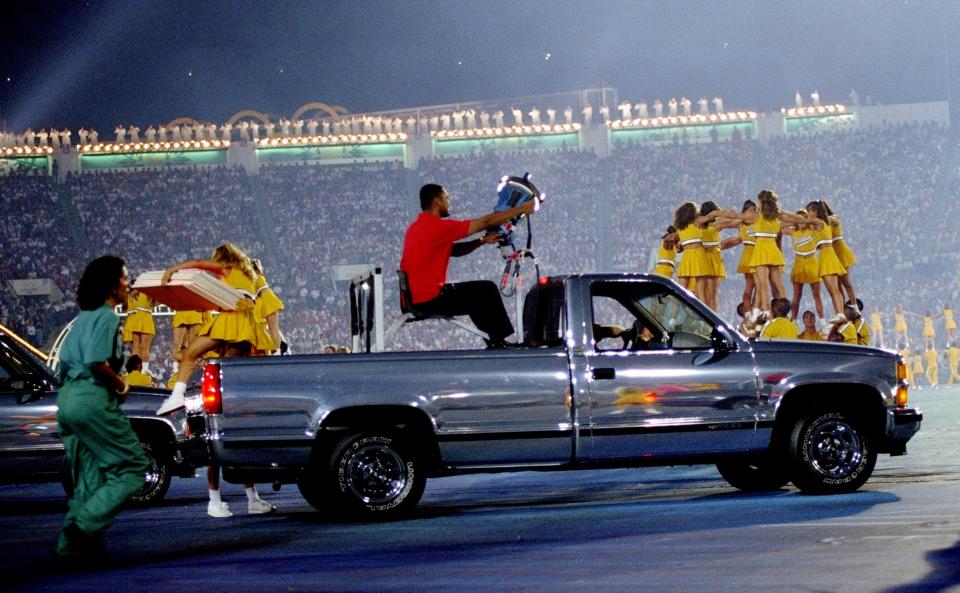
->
<box><xmin>591</xmin><ymin>367</ymin><xmax>616</xmax><ymax>380</ymax></box>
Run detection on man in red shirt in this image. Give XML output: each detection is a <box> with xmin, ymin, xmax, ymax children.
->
<box><xmin>400</xmin><ymin>183</ymin><xmax>537</xmax><ymax>347</ymax></box>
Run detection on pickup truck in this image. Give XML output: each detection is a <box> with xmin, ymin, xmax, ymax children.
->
<box><xmin>0</xmin><ymin>324</ymin><xmax>195</xmax><ymax>504</ymax></box>
<box><xmin>184</xmin><ymin>273</ymin><xmax>922</xmax><ymax>519</ymax></box>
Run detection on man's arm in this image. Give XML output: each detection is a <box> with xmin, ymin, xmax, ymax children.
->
<box><xmin>451</xmin><ymin>233</ymin><xmax>500</xmax><ymax>257</ymax></box>
<box><xmin>466</xmin><ymin>200</ymin><xmax>537</xmax><ymax>236</ymax></box>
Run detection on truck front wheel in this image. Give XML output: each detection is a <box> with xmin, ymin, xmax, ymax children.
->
<box><xmin>326</xmin><ymin>430</ymin><xmax>425</xmax><ymax>519</ymax></box>
<box><xmin>787</xmin><ymin>410</ymin><xmax>876</xmax><ymax>494</ymax></box>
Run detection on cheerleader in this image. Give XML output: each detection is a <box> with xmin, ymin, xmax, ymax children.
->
<box><xmin>944</xmin><ymin>304</ymin><xmax>957</xmax><ymax>344</ymax></box>
<box><xmin>122</xmin><ymin>288</ymin><xmax>155</xmax><ymax>376</ymax></box>
<box><xmin>893</xmin><ymin>304</ymin><xmax>909</xmax><ymax>346</ymax></box>
<box><xmin>783</xmin><ymin>211</ymin><xmax>824</xmax><ymax>322</ymax></box>
<box><xmin>806</xmin><ymin>200</ymin><xmax>847</xmax><ymax>325</ymax></box>
<box><xmin>820</xmin><ymin>201</ymin><xmax>858</xmax><ymax>309</ymax></box>
<box><xmin>651</xmin><ymin>226</ymin><xmax>677</xmax><ymax>279</ymax></box>
<box><xmin>924</xmin><ymin>344</ymin><xmax>939</xmax><ymax>388</ymax></box>
<box><xmin>728</xmin><ymin>200</ymin><xmax>758</xmax><ymax>314</ymax></box>
<box><xmin>670</xmin><ymin>202</ymin><xmax>725</xmax><ymax>303</ymax></box>
<box><xmin>698</xmin><ymin>202</ymin><xmax>726</xmax><ymax>311</ymax></box>
<box><xmin>947</xmin><ymin>342</ymin><xmax>960</xmax><ymax>386</ymax></box>
<box><xmin>920</xmin><ymin>311</ymin><xmax>936</xmax><ymax>349</ymax></box>
<box><xmin>728</xmin><ymin>190</ymin><xmax>811</xmax><ymax>321</ymax></box>
<box><xmin>252</xmin><ymin>259</ymin><xmax>286</xmax><ymax>354</ymax></box>
<box><xmin>869</xmin><ymin>307</ymin><xmax>884</xmax><ymax>348</ymax></box>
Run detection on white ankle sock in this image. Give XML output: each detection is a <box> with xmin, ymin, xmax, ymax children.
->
<box><xmin>245</xmin><ymin>487</ymin><xmax>259</xmax><ymax>502</ymax></box>
<box><xmin>142</xmin><ymin>362</ymin><xmax>150</xmax><ymax>373</ymax></box>
<box><xmin>172</xmin><ymin>361</ymin><xmax>179</xmax><ymax>373</ymax></box>
<box><xmin>209</xmin><ymin>489</ymin><xmax>221</xmax><ymax>505</ymax></box>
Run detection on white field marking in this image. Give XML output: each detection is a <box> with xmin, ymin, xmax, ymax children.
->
<box><xmin>762</xmin><ymin>521</ymin><xmax>956</xmax><ymax>528</ymax></box>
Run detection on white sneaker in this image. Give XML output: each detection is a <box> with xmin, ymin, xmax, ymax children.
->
<box><xmin>247</xmin><ymin>499</ymin><xmax>277</xmax><ymax>514</ymax></box>
<box><xmin>156</xmin><ymin>393</ymin><xmax>185</xmax><ymax>416</ymax></box>
<box><xmin>828</xmin><ymin>313</ymin><xmax>847</xmax><ymax>324</ymax></box>
<box><xmin>207</xmin><ymin>501</ymin><xmax>233</xmax><ymax>518</ymax></box>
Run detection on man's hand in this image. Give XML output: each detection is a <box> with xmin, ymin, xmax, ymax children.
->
<box><xmin>480</xmin><ymin>232</ymin><xmax>501</xmax><ymax>245</ymax></box>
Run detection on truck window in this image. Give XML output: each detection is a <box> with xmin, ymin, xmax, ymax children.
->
<box><xmin>590</xmin><ymin>281</ymin><xmax>714</xmax><ymax>351</ymax></box>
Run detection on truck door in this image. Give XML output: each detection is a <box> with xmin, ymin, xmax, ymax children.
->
<box><xmin>0</xmin><ymin>342</ymin><xmax>62</xmax><ymax>479</ymax></box>
<box><xmin>578</xmin><ymin>279</ymin><xmax>760</xmax><ymax>461</ymax></box>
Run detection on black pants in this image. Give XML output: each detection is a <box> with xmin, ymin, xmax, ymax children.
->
<box><xmin>415</xmin><ymin>281</ymin><xmax>514</xmax><ymax>344</ymax></box>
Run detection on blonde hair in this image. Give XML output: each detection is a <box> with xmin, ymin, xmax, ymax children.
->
<box><xmin>212</xmin><ymin>242</ymin><xmax>256</xmax><ymax>280</ymax></box>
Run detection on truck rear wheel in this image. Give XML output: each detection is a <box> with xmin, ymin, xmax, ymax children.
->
<box><xmin>317</xmin><ymin>430</ymin><xmax>425</xmax><ymax>519</ymax></box>
<box><xmin>787</xmin><ymin>410</ymin><xmax>876</xmax><ymax>494</ymax></box>
<box><xmin>716</xmin><ymin>457</ymin><xmax>790</xmax><ymax>492</ymax></box>
<box><xmin>129</xmin><ymin>441</ymin><xmax>173</xmax><ymax>505</ymax></box>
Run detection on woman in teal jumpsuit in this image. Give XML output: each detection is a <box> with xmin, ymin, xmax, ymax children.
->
<box><xmin>55</xmin><ymin>255</ymin><xmax>148</xmax><ymax>561</ymax></box>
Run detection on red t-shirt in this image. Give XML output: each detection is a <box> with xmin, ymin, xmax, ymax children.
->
<box><xmin>400</xmin><ymin>212</ymin><xmax>471</xmax><ymax>304</ymax></box>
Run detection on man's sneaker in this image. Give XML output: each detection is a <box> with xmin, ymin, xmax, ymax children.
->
<box><xmin>248</xmin><ymin>499</ymin><xmax>277</xmax><ymax>514</ymax></box>
<box><xmin>156</xmin><ymin>393</ymin><xmax>185</xmax><ymax>416</ymax></box>
<box><xmin>207</xmin><ymin>501</ymin><xmax>233</xmax><ymax>518</ymax></box>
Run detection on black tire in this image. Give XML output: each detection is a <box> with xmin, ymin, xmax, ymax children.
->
<box><xmin>787</xmin><ymin>410</ymin><xmax>876</xmax><ymax>494</ymax></box>
<box><xmin>716</xmin><ymin>458</ymin><xmax>790</xmax><ymax>492</ymax></box>
<box><xmin>323</xmin><ymin>430</ymin><xmax>425</xmax><ymax>519</ymax></box>
<box><xmin>128</xmin><ymin>441</ymin><xmax>173</xmax><ymax>506</ymax></box>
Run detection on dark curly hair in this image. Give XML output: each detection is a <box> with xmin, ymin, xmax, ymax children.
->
<box><xmin>77</xmin><ymin>255</ymin><xmax>125</xmax><ymax>311</ymax></box>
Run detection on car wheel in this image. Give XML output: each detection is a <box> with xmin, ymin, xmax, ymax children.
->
<box><xmin>327</xmin><ymin>430</ymin><xmax>425</xmax><ymax>519</ymax></box>
<box><xmin>788</xmin><ymin>410</ymin><xmax>876</xmax><ymax>494</ymax></box>
<box><xmin>128</xmin><ymin>441</ymin><xmax>172</xmax><ymax>506</ymax></box>
<box><xmin>716</xmin><ymin>458</ymin><xmax>790</xmax><ymax>492</ymax></box>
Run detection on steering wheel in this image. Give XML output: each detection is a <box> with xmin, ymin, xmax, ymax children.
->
<box><xmin>621</xmin><ymin>321</ymin><xmax>646</xmax><ymax>351</ymax></box>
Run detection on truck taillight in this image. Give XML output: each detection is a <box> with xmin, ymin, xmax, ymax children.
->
<box><xmin>201</xmin><ymin>363</ymin><xmax>222</xmax><ymax>414</ymax></box>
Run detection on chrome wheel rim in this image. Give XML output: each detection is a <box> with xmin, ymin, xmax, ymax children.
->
<box><xmin>344</xmin><ymin>444</ymin><xmax>407</xmax><ymax>504</ymax></box>
<box><xmin>806</xmin><ymin>420</ymin><xmax>863</xmax><ymax>478</ymax></box>
<box><xmin>136</xmin><ymin>454</ymin><xmax>161</xmax><ymax>497</ymax></box>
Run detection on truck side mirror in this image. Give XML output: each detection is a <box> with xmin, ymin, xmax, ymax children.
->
<box><xmin>711</xmin><ymin>327</ymin><xmax>736</xmax><ymax>352</ymax></box>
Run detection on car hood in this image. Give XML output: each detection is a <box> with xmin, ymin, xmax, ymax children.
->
<box><xmin>748</xmin><ymin>339</ymin><xmax>898</xmax><ymax>359</ymax></box>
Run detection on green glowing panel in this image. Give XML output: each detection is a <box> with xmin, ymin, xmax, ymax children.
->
<box><xmin>785</xmin><ymin>114</ymin><xmax>856</xmax><ymax>134</ymax></box>
<box><xmin>0</xmin><ymin>156</ymin><xmax>50</xmax><ymax>175</ymax></box>
<box><xmin>611</xmin><ymin>121</ymin><xmax>756</xmax><ymax>145</ymax></box>
<box><xmin>257</xmin><ymin>143</ymin><xmax>405</xmax><ymax>164</ymax></box>
<box><xmin>434</xmin><ymin>133</ymin><xmax>579</xmax><ymax>156</ymax></box>
<box><xmin>80</xmin><ymin>150</ymin><xmax>227</xmax><ymax>170</ymax></box>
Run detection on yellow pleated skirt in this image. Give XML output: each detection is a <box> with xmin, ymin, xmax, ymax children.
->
<box><xmin>750</xmin><ymin>239</ymin><xmax>785</xmax><ymax>267</ymax></box>
<box><xmin>817</xmin><ymin>246</ymin><xmax>847</xmax><ymax>277</ymax></box>
<box><xmin>834</xmin><ymin>240</ymin><xmax>856</xmax><ymax>268</ymax></box>
<box><xmin>172</xmin><ymin>310</ymin><xmax>204</xmax><ymax>327</ymax></box>
<box><xmin>791</xmin><ymin>255</ymin><xmax>820</xmax><ymax>284</ymax></box>
<box><xmin>678</xmin><ymin>247</ymin><xmax>711</xmax><ymax>278</ymax></box>
<box><xmin>199</xmin><ymin>309</ymin><xmax>257</xmax><ymax>344</ymax></box>
<box><xmin>122</xmin><ymin>311</ymin><xmax>155</xmax><ymax>341</ymax></box>
<box><xmin>737</xmin><ymin>245</ymin><xmax>755</xmax><ymax>274</ymax></box>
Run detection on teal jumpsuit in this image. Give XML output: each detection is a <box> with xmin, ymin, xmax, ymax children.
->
<box><xmin>55</xmin><ymin>305</ymin><xmax>148</xmax><ymax>556</ymax></box>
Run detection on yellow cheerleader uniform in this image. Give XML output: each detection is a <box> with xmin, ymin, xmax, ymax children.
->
<box><xmin>894</xmin><ymin>310</ymin><xmax>907</xmax><ymax>333</ymax></box>
<box><xmin>701</xmin><ymin>225</ymin><xmax>725</xmax><ymax>279</ymax></box>
<box><xmin>790</xmin><ymin>228</ymin><xmax>819</xmax><ymax>284</ymax></box>
<box><xmin>172</xmin><ymin>310</ymin><xmax>204</xmax><ymax>327</ymax></box>
<box><xmin>923</xmin><ymin>315</ymin><xmax>935</xmax><ymax>339</ymax></box>
<box><xmin>812</xmin><ymin>223</ymin><xmax>846</xmax><ymax>278</ymax></box>
<box><xmin>831</xmin><ymin>219</ymin><xmax>856</xmax><ymax>269</ymax></box>
<box><xmin>912</xmin><ymin>353</ymin><xmax>924</xmax><ymax>378</ymax></box>
<box><xmin>945</xmin><ymin>308</ymin><xmax>957</xmax><ymax>331</ymax></box>
<box><xmin>749</xmin><ymin>217</ymin><xmax>784</xmax><ymax>267</ymax></box>
<box><xmin>736</xmin><ymin>224</ymin><xmax>755</xmax><ymax>274</ymax></box>
<box><xmin>947</xmin><ymin>346</ymin><xmax>960</xmax><ymax>385</ymax></box>
<box><xmin>124</xmin><ymin>369</ymin><xmax>154</xmax><ymax>387</ymax></box>
<box><xmin>652</xmin><ymin>242</ymin><xmax>676</xmax><ymax>278</ymax></box>
<box><xmin>924</xmin><ymin>348</ymin><xmax>939</xmax><ymax>386</ymax></box>
<box><xmin>870</xmin><ymin>311</ymin><xmax>883</xmax><ymax>334</ymax></box>
<box><xmin>676</xmin><ymin>225</ymin><xmax>710</xmax><ymax>279</ymax></box>
<box><xmin>253</xmin><ymin>275</ymin><xmax>285</xmax><ymax>351</ymax></box>
<box><xmin>855</xmin><ymin>318</ymin><xmax>870</xmax><ymax>346</ymax></box>
<box><xmin>197</xmin><ymin>267</ymin><xmax>257</xmax><ymax>344</ymax></box>
<box><xmin>122</xmin><ymin>292</ymin><xmax>156</xmax><ymax>342</ymax></box>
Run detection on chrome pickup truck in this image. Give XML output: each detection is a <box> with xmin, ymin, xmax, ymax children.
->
<box><xmin>0</xmin><ymin>324</ymin><xmax>195</xmax><ymax>504</ymax></box>
<box><xmin>185</xmin><ymin>274</ymin><xmax>921</xmax><ymax>518</ymax></box>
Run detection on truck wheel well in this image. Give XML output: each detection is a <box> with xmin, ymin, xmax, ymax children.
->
<box><xmin>772</xmin><ymin>383</ymin><xmax>886</xmax><ymax>446</ymax></box>
<box><xmin>317</xmin><ymin>406</ymin><xmax>441</xmax><ymax>473</ymax></box>
<box><xmin>128</xmin><ymin>419</ymin><xmax>177</xmax><ymax>459</ymax></box>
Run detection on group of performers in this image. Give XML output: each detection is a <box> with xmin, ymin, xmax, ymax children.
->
<box><xmin>653</xmin><ymin>189</ymin><xmax>861</xmax><ymax>340</ymax></box>
<box><xmin>120</xmin><ymin>248</ymin><xmax>286</xmax><ymax>395</ymax></box>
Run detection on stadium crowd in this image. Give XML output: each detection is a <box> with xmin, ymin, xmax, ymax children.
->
<box><xmin>0</xmin><ymin>120</ymin><xmax>955</xmax><ymax>382</ymax></box>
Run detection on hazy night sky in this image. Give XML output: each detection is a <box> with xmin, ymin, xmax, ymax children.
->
<box><xmin>1</xmin><ymin>0</ymin><xmax>957</xmax><ymax>133</ymax></box>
